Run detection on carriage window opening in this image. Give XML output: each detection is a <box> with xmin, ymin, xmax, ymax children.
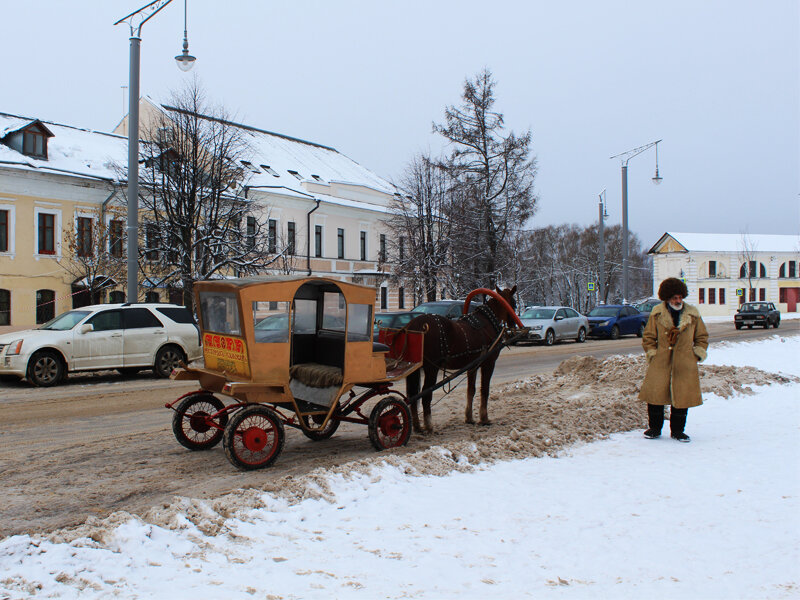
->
<box><xmin>199</xmin><ymin>292</ymin><xmax>241</xmax><ymax>335</ymax></box>
<box><xmin>322</xmin><ymin>291</ymin><xmax>346</xmax><ymax>331</ymax></box>
<box><xmin>292</xmin><ymin>299</ymin><xmax>318</xmax><ymax>334</ymax></box>
<box><xmin>347</xmin><ymin>304</ymin><xmax>372</xmax><ymax>341</ymax></box>
<box><xmin>252</xmin><ymin>301</ymin><xmax>290</xmax><ymax>343</ymax></box>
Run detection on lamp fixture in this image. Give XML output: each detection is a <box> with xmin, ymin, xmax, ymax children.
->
<box><xmin>174</xmin><ymin>0</ymin><xmax>195</xmax><ymax>71</ymax></box>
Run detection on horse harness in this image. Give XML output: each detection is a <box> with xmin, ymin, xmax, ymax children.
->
<box><xmin>430</xmin><ymin>304</ymin><xmax>504</xmax><ymax>369</ymax></box>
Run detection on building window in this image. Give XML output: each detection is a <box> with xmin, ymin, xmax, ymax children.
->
<box><xmin>145</xmin><ymin>224</ymin><xmax>160</xmax><ymax>261</ymax></box>
<box><xmin>379</xmin><ymin>234</ymin><xmax>386</xmax><ymax>262</ymax></box>
<box><xmin>708</xmin><ymin>288</ymin><xmax>716</xmax><ymax>304</ymax></box>
<box><xmin>759</xmin><ymin>288</ymin><xmax>766</xmax><ymax>301</ymax></box>
<box><xmin>740</xmin><ymin>261</ymin><xmax>767</xmax><ymax>278</ymax></box>
<box><xmin>399</xmin><ymin>236</ymin><xmax>405</xmax><ymax>261</ymax></box>
<box><xmin>36</xmin><ymin>289</ymin><xmax>55</xmax><ymax>324</ymax></box>
<box><xmin>268</xmin><ymin>219</ymin><xmax>277</xmax><ymax>253</ymax></box>
<box><xmin>779</xmin><ymin>261</ymin><xmax>797</xmax><ymax>278</ymax></box>
<box><xmin>338</xmin><ymin>228</ymin><xmax>344</xmax><ymax>259</ymax></box>
<box><xmin>0</xmin><ymin>209</ymin><xmax>7</xmax><ymax>252</ymax></box>
<box><xmin>246</xmin><ymin>217</ymin><xmax>256</xmax><ymax>249</ymax></box>
<box><xmin>77</xmin><ymin>217</ymin><xmax>93</xmax><ymax>257</ymax></box>
<box><xmin>398</xmin><ymin>287</ymin><xmax>405</xmax><ymax>309</ymax></box>
<box><xmin>23</xmin><ymin>130</ymin><xmax>47</xmax><ymax>158</ymax></box>
<box><xmin>360</xmin><ymin>231</ymin><xmax>367</xmax><ymax>261</ymax></box>
<box><xmin>708</xmin><ymin>260</ymin><xmax>717</xmax><ymax>277</ymax></box>
<box><xmin>719</xmin><ymin>288</ymin><xmax>725</xmax><ymax>305</ymax></box>
<box><xmin>0</xmin><ymin>289</ymin><xmax>9</xmax><ymax>325</ymax></box>
<box><xmin>380</xmin><ymin>287</ymin><xmax>387</xmax><ymax>310</ymax></box>
<box><xmin>145</xmin><ymin>291</ymin><xmax>160</xmax><ymax>303</ymax></box>
<box><xmin>315</xmin><ymin>225</ymin><xmax>322</xmax><ymax>257</ymax></box>
<box><xmin>698</xmin><ymin>288</ymin><xmax>705</xmax><ymax>304</ymax></box>
<box><xmin>287</xmin><ymin>221</ymin><xmax>296</xmax><ymax>255</ymax></box>
<box><xmin>287</xmin><ymin>169</ymin><xmax>302</xmax><ymax>180</ymax></box>
<box><xmin>38</xmin><ymin>213</ymin><xmax>55</xmax><ymax>254</ymax></box>
<box><xmin>110</xmin><ymin>290</ymin><xmax>125</xmax><ymax>303</ymax></box>
<box><xmin>109</xmin><ymin>219</ymin><xmax>123</xmax><ymax>257</ymax></box>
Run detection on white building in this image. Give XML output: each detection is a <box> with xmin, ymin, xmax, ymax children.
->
<box><xmin>648</xmin><ymin>232</ymin><xmax>800</xmax><ymax>316</ymax></box>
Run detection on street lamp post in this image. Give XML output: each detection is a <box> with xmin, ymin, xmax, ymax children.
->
<box><xmin>610</xmin><ymin>139</ymin><xmax>663</xmax><ymax>303</ymax></box>
<box><xmin>597</xmin><ymin>189</ymin><xmax>608</xmax><ymax>304</ymax></box>
<box><xmin>114</xmin><ymin>0</ymin><xmax>195</xmax><ymax>303</ymax></box>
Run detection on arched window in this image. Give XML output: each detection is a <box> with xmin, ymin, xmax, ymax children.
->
<box><xmin>779</xmin><ymin>261</ymin><xmax>797</xmax><ymax>278</ymax></box>
<box><xmin>109</xmin><ymin>290</ymin><xmax>125</xmax><ymax>303</ymax></box>
<box><xmin>145</xmin><ymin>291</ymin><xmax>160</xmax><ymax>303</ymax></box>
<box><xmin>739</xmin><ymin>261</ymin><xmax>767</xmax><ymax>279</ymax></box>
<box><xmin>702</xmin><ymin>260</ymin><xmax>726</xmax><ymax>278</ymax></box>
<box><xmin>36</xmin><ymin>289</ymin><xmax>55</xmax><ymax>324</ymax></box>
<box><xmin>0</xmin><ymin>289</ymin><xmax>9</xmax><ymax>325</ymax></box>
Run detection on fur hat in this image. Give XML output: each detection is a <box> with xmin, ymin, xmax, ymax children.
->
<box><xmin>658</xmin><ymin>277</ymin><xmax>688</xmax><ymax>301</ymax></box>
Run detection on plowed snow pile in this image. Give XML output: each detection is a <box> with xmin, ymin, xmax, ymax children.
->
<box><xmin>47</xmin><ymin>352</ymin><xmax>796</xmax><ymax>545</ymax></box>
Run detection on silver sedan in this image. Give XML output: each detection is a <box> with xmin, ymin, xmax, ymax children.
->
<box><xmin>517</xmin><ymin>306</ymin><xmax>590</xmax><ymax>346</ymax></box>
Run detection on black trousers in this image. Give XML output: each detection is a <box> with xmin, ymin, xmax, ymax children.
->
<box><xmin>647</xmin><ymin>404</ymin><xmax>688</xmax><ymax>434</ymax></box>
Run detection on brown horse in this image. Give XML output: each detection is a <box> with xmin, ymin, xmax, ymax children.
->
<box><xmin>405</xmin><ymin>286</ymin><xmax>518</xmax><ymax>433</ymax></box>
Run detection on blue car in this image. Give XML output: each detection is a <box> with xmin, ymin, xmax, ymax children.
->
<box><xmin>587</xmin><ymin>305</ymin><xmax>648</xmax><ymax>339</ymax></box>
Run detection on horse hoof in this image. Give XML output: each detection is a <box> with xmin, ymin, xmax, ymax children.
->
<box><xmin>465</xmin><ymin>418</ymin><xmax>475</xmax><ymax>425</ymax></box>
<box><xmin>479</xmin><ymin>420</ymin><xmax>492</xmax><ymax>426</ymax></box>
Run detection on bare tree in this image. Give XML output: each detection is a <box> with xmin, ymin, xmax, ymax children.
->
<box><xmin>390</xmin><ymin>153</ymin><xmax>455</xmax><ymax>302</ymax></box>
<box><xmin>133</xmin><ymin>80</ymin><xmax>276</xmax><ymax>310</ymax></box>
<box><xmin>433</xmin><ymin>68</ymin><xmax>537</xmax><ymax>290</ymax></box>
<box><xmin>61</xmin><ymin>208</ymin><xmax>128</xmax><ymax>306</ymax></box>
<box><xmin>738</xmin><ymin>232</ymin><xmax>760</xmax><ymax>301</ymax></box>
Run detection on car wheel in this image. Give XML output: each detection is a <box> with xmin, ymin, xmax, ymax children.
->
<box><xmin>576</xmin><ymin>327</ymin><xmax>586</xmax><ymax>343</ymax></box>
<box><xmin>154</xmin><ymin>345</ymin><xmax>185</xmax><ymax>378</ymax></box>
<box><xmin>544</xmin><ymin>329</ymin><xmax>555</xmax><ymax>346</ymax></box>
<box><xmin>636</xmin><ymin>323</ymin><xmax>645</xmax><ymax>338</ymax></box>
<box><xmin>27</xmin><ymin>350</ymin><xmax>64</xmax><ymax>387</ymax></box>
<box><xmin>610</xmin><ymin>325</ymin><xmax>620</xmax><ymax>340</ymax></box>
<box><xmin>735</xmin><ymin>323</ymin><xmax>742</xmax><ymax>330</ymax></box>
<box><xmin>774</xmin><ymin>319</ymin><xmax>780</xmax><ymax>329</ymax></box>
<box><xmin>747</xmin><ymin>324</ymin><xmax>753</xmax><ymax>329</ymax></box>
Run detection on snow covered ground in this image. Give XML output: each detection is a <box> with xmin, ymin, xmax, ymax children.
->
<box><xmin>1</xmin><ymin>336</ymin><xmax>798</xmax><ymax>599</ymax></box>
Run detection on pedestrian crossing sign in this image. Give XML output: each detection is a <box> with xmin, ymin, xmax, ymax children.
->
<box><xmin>736</xmin><ymin>288</ymin><xmax>744</xmax><ymax>297</ymax></box>
<box><xmin>587</xmin><ymin>282</ymin><xmax>595</xmax><ymax>291</ymax></box>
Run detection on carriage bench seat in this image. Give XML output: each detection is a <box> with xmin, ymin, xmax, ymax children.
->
<box><xmin>289</xmin><ymin>363</ymin><xmax>343</xmax><ymax>388</ymax></box>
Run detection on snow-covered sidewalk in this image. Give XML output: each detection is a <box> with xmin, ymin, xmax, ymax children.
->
<box><xmin>1</xmin><ymin>337</ymin><xmax>798</xmax><ymax>599</ymax></box>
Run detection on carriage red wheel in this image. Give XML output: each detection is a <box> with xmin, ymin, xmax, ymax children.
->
<box><xmin>223</xmin><ymin>405</ymin><xmax>285</xmax><ymax>470</ymax></box>
<box><xmin>368</xmin><ymin>396</ymin><xmax>412</xmax><ymax>450</ymax></box>
<box><xmin>172</xmin><ymin>393</ymin><xmax>228</xmax><ymax>451</ymax></box>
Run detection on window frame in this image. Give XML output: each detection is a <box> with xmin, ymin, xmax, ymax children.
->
<box><xmin>109</xmin><ymin>218</ymin><xmax>124</xmax><ymax>258</ymax></box>
<box><xmin>23</xmin><ymin>130</ymin><xmax>47</xmax><ymax>158</ymax></box>
<box><xmin>35</xmin><ymin>208</ymin><xmax>61</xmax><ymax>257</ymax></box>
<box><xmin>0</xmin><ymin>288</ymin><xmax>10</xmax><ymax>326</ymax></box>
<box><xmin>315</xmin><ymin>225</ymin><xmax>322</xmax><ymax>258</ymax></box>
<box><xmin>287</xmin><ymin>221</ymin><xmax>296</xmax><ymax>255</ymax></box>
<box><xmin>337</xmin><ymin>228</ymin><xmax>345</xmax><ymax>259</ymax></box>
<box><xmin>76</xmin><ymin>215</ymin><xmax>94</xmax><ymax>258</ymax></box>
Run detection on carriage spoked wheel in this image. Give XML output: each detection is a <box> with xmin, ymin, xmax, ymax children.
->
<box><xmin>172</xmin><ymin>393</ymin><xmax>228</xmax><ymax>451</ymax></box>
<box><xmin>300</xmin><ymin>413</ymin><xmax>341</xmax><ymax>441</ymax></box>
<box><xmin>368</xmin><ymin>395</ymin><xmax>412</xmax><ymax>451</ymax></box>
<box><xmin>223</xmin><ymin>405</ymin><xmax>285</xmax><ymax>470</ymax></box>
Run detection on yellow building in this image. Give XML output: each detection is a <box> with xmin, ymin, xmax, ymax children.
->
<box><xmin>1</xmin><ymin>105</ymin><xmax>409</xmax><ymax>331</ymax></box>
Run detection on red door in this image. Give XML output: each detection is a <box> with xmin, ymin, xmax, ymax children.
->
<box><xmin>785</xmin><ymin>288</ymin><xmax>800</xmax><ymax>312</ymax></box>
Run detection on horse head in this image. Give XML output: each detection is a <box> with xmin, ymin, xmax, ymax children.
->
<box><xmin>490</xmin><ymin>285</ymin><xmax>518</xmax><ymax>328</ymax></box>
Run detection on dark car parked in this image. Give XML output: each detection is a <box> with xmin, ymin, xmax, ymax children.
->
<box><xmin>373</xmin><ymin>311</ymin><xmax>418</xmax><ymax>335</ymax></box>
<box><xmin>635</xmin><ymin>298</ymin><xmax>662</xmax><ymax>314</ymax></box>
<box><xmin>587</xmin><ymin>304</ymin><xmax>648</xmax><ymax>339</ymax></box>
<box><xmin>734</xmin><ymin>302</ymin><xmax>780</xmax><ymax>329</ymax></box>
<box><xmin>411</xmin><ymin>300</ymin><xmax>466</xmax><ymax>319</ymax></box>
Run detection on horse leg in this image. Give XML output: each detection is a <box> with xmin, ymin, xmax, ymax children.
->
<box><xmin>406</xmin><ymin>369</ymin><xmax>422</xmax><ymax>433</ymax></box>
<box><xmin>421</xmin><ymin>367</ymin><xmax>438</xmax><ymax>434</ymax></box>
<box><xmin>465</xmin><ymin>368</ymin><xmax>477</xmax><ymax>424</ymax></box>
<box><xmin>478</xmin><ymin>358</ymin><xmax>498</xmax><ymax>426</ymax></box>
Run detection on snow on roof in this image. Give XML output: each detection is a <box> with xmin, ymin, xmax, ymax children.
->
<box><xmin>160</xmin><ymin>105</ymin><xmax>398</xmax><ymax>199</ymax></box>
<box><xmin>0</xmin><ymin>111</ymin><xmax>127</xmax><ymax>183</ymax></box>
<box><xmin>652</xmin><ymin>232</ymin><xmax>800</xmax><ymax>254</ymax></box>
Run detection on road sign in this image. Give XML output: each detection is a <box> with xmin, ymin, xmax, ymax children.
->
<box><xmin>587</xmin><ymin>282</ymin><xmax>595</xmax><ymax>292</ymax></box>
<box><xmin>736</xmin><ymin>288</ymin><xmax>744</xmax><ymax>297</ymax></box>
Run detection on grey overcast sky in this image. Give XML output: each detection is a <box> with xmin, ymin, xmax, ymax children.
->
<box><xmin>2</xmin><ymin>0</ymin><xmax>798</xmax><ymax>248</ymax></box>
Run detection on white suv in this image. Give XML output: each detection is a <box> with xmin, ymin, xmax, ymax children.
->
<box><xmin>0</xmin><ymin>303</ymin><xmax>202</xmax><ymax>386</ymax></box>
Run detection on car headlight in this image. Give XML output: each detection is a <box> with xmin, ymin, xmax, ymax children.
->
<box><xmin>530</xmin><ymin>325</ymin><xmax>543</xmax><ymax>331</ymax></box>
<box><xmin>599</xmin><ymin>320</ymin><xmax>610</xmax><ymax>326</ymax></box>
<box><xmin>6</xmin><ymin>339</ymin><xmax>23</xmax><ymax>355</ymax></box>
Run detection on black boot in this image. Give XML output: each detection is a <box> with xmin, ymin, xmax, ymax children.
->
<box><xmin>644</xmin><ymin>404</ymin><xmax>664</xmax><ymax>439</ymax></box>
<box><xmin>670</xmin><ymin>407</ymin><xmax>690</xmax><ymax>442</ymax></box>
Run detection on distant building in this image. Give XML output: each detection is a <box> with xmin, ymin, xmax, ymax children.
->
<box><xmin>648</xmin><ymin>232</ymin><xmax>800</xmax><ymax>316</ymax></box>
<box><xmin>0</xmin><ymin>103</ymin><xmax>407</xmax><ymax>329</ymax></box>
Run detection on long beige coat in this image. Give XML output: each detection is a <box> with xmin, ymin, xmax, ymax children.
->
<box><xmin>638</xmin><ymin>302</ymin><xmax>709</xmax><ymax>408</ymax></box>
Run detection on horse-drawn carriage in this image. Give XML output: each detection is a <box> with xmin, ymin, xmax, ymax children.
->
<box><xmin>166</xmin><ymin>276</ymin><xmax>425</xmax><ymax>470</ymax></box>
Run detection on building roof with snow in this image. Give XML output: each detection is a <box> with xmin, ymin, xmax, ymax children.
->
<box><xmin>0</xmin><ymin>111</ymin><xmax>128</xmax><ymax>183</ymax></box>
<box><xmin>649</xmin><ymin>232</ymin><xmax>800</xmax><ymax>254</ymax></box>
